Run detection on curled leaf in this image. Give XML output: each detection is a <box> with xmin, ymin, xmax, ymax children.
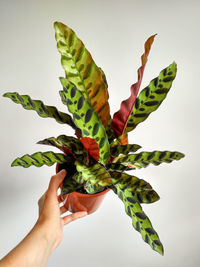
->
<box><xmin>111</xmin><ymin>35</ymin><xmax>156</xmax><ymax>137</ymax></box>
<box><xmin>11</xmin><ymin>151</ymin><xmax>69</xmax><ymax>168</ymax></box>
<box><xmin>113</xmin><ymin>150</ymin><xmax>185</xmax><ymax>168</ymax></box>
<box><xmin>3</xmin><ymin>92</ymin><xmax>76</xmax><ymax>129</ymax></box>
<box><xmin>126</xmin><ymin>62</ymin><xmax>177</xmax><ymax>133</ymax></box>
<box><xmin>110</xmin><ymin>144</ymin><xmax>141</xmax><ymax>157</ymax></box>
<box><xmin>112</xmin><ymin>184</ymin><xmax>164</xmax><ymax>255</ymax></box>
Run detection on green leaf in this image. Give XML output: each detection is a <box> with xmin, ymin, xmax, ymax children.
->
<box><xmin>110</xmin><ymin>144</ymin><xmax>141</xmax><ymax>157</ymax></box>
<box><xmin>11</xmin><ymin>151</ymin><xmax>68</xmax><ymax>168</ymax></box>
<box><xmin>37</xmin><ymin>135</ymin><xmax>84</xmax><ymax>155</ymax></box>
<box><xmin>61</xmin><ymin>172</ymin><xmax>83</xmax><ymax>195</ymax></box>
<box><xmin>76</xmin><ymin>161</ymin><xmax>111</xmax><ymax>187</ymax></box>
<box><xmin>106</xmin><ymin>163</ymin><xmax>134</xmax><ymax>172</ymax></box>
<box><xmin>59</xmin><ymin>78</ymin><xmax>110</xmax><ymax>164</ymax></box>
<box><xmin>110</xmin><ymin>171</ymin><xmax>160</xmax><ymax>204</ymax></box>
<box><xmin>111</xmin><ymin>184</ymin><xmax>164</xmax><ymax>255</ymax></box>
<box><xmin>113</xmin><ymin>150</ymin><xmax>185</xmax><ymax>168</ymax></box>
<box><xmin>84</xmin><ymin>181</ymin><xmax>105</xmax><ymax>194</ymax></box>
<box><xmin>125</xmin><ymin>62</ymin><xmax>177</xmax><ymax>133</ymax></box>
<box><xmin>54</xmin><ymin>21</ymin><xmax>110</xmax><ymax>127</ymax></box>
<box><xmin>3</xmin><ymin>92</ymin><xmax>76</xmax><ymax>129</ymax></box>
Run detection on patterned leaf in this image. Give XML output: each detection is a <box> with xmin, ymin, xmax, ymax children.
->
<box><xmin>110</xmin><ymin>171</ymin><xmax>160</xmax><ymax>204</ymax></box>
<box><xmin>61</xmin><ymin>172</ymin><xmax>83</xmax><ymax>195</ymax></box>
<box><xmin>54</xmin><ymin>21</ymin><xmax>110</xmax><ymax>127</ymax></box>
<box><xmin>11</xmin><ymin>151</ymin><xmax>68</xmax><ymax>168</ymax></box>
<box><xmin>3</xmin><ymin>92</ymin><xmax>76</xmax><ymax>129</ymax></box>
<box><xmin>84</xmin><ymin>181</ymin><xmax>105</xmax><ymax>194</ymax></box>
<box><xmin>99</xmin><ymin>67</ymin><xmax>108</xmax><ymax>87</ymax></box>
<box><xmin>111</xmin><ymin>35</ymin><xmax>156</xmax><ymax>137</ymax></box>
<box><xmin>110</xmin><ymin>144</ymin><xmax>141</xmax><ymax>157</ymax></box>
<box><xmin>76</xmin><ymin>161</ymin><xmax>111</xmax><ymax>187</ymax></box>
<box><xmin>111</xmin><ymin>133</ymin><xmax>129</xmax><ymax>146</ymax></box>
<box><xmin>106</xmin><ymin>163</ymin><xmax>134</xmax><ymax>172</ymax></box>
<box><xmin>106</xmin><ymin>116</ymin><xmax>116</xmax><ymax>143</ymax></box>
<box><xmin>37</xmin><ymin>135</ymin><xmax>85</xmax><ymax>156</ymax></box>
<box><xmin>59</xmin><ymin>78</ymin><xmax>110</xmax><ymax>164</ymax></box>
<box><xmin>113</xmin><ymin>150</ymin><xmax>185</xmax><ymax>168</ymax></box>
<box><xmin>126</xmin><ymin>62</ymin><xmax>177</xmax><ymax>133</ymax></box>
<box><xmin>112</xmin><ymin>184</ymin><xmax>164</xmax><ymax>255</ymax></box>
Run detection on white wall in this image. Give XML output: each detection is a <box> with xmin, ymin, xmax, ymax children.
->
<box><xmin>0</xmin><ymin>0</ymin><xmax>199</xmax><ymax>266</ymax></box>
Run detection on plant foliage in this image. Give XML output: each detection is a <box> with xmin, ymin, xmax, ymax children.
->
<box><xmin>3</xmin><ymin>21</ymin><xmax>185</xmax><ymax>255</ymax></box>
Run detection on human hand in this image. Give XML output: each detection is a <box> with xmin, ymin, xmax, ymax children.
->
<box><xmin>36</xmin><ymin>169</ymin><xmax>88</xmax><ymax>250</ymax></box>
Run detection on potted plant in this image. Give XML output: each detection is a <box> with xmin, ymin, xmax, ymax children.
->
<box><xmin>3</xmin><ymin>21</ymin><xmax>184</xmax><ymax>255</ymax></box>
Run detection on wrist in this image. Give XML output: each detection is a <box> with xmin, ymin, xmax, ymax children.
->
<box><xmin>34</xmin><ymin>218</ymin><xmax>61</xmax><ymax>252</ymax></box>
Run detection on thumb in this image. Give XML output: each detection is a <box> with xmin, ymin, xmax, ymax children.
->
<box><xmin>48</xmin><ymin>169</ymin><xmax>66</xmax><ymax>193</ymax></box>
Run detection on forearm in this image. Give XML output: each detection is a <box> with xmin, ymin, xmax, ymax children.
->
<box><xmin>0</xmin><ymin>221</ymin><xmax>56</xmax><ymax>267</ymax></box>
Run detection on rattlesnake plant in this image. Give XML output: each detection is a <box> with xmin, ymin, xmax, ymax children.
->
<box><xmin>3</xmin><ymin>22</ymin><xmax>184</xmax><ymax>255</ymax></box>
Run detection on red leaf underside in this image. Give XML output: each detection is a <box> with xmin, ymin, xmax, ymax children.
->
<box><xmin>111</xmin><ymin>34</ymin><xmax>156</xmax><ymax>137</ymax></box>
<box><xmin>80</xmin><ymin>137</ymin><xmax>100</xmax><ymax>162</ymax></box>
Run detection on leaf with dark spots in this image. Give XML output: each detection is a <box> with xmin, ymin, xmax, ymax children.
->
<box><xmin>110</xmin><ymin>183</ymin><xmax>164</xmax><ymax>255</ymax></box>
<box><xmin>163</xmin><ymin>76</ymin><xmax>174</xmax><ymax>82</ymax></box>
<box><xmin>103</xmin><ymin>152</ymin><xmax>110</xmax><ymax>160</ymax></box>
<box><xmin>135</xmin><ymin>98</ymin><xmax>140</xmax><ymax>109</ymax></box>
<box><xmin>159</xmin><ymin>152</ymin><xmax>166</xmax><ymax>160</ymax></box>
<box><xmin>85</xmin><ymin>109</ymin><xmax>92</xmax><ymax>123</ymax></box>
<box><xmin>119</xmin><ymin>191</ymin><xmax>123</xmax><ymax>200</ymax></box>
<box><xmin>77</xmin><ymin>96</ymin><xmax>84</xmax><ymax>110</ymax></box>
<box><xmin>60</xmin><ymin>78</ymin><xmax>110</xmax><ymax>164</ymax></box>
<box><xmin>67</xmin><ymin>99</ymin><xmax>73</xmax><ymax>105</ymax></box>
<box><xmin>145</xmin><ymin>234</ymin><xmax>150</xmax><ymax>244</ymax></box>
<box><xmin>153</xmin><ymin>240</ymin><xmax>163</xmax><ymax>246</ymax></box>
<box><xmin>70</xmin><ymin>87</ymin><xmax>77</xmax><ymax>98</ymax></box>
<box><xmin>155</xmin><ymin>88</ymin><xmax>169</xmax><ymax>94</ymax></box>
<box><xmin>127</xmin><ymin>206</ymin><xmax>132</xmax><ymax>217</ymax></box>
<box><xmin>134</xmin><ymin>113</ymin><xmax>147</xmax><ymax>118</ymax></box>
<box><xmin>137</xmin><ymin>193</ymin><xmax>143</xmax><ymax>203</ymax></box>
<box><xmin>54</xmin><ymin>22</ymin><xmax>110</xmax><ymax>127</ymax></box>
<box><xmin>83</xmin><ymin>130</ymin><xmax>90</xmax><ymax>136</ymax></box>
<box><xmin>73</xmin><ymin>113</ymin><xmax>81</xmax><ymax>120</ymax></box>
<box><xmin>125</xmin><ymin>62</ymin><xmax>177</xmax><ymax>133</ymax></box>
<box><xmin>136</xmin><ymin>221</ymin><xmax>141</xmax><ymax>232</ymax></box>
<box><xmin>145</xmin><ymin>228</ymin><xmax>156</xmax><ymax>235</ymax></box>
<box><xmin>99</xmin><ymin>137</ymin><xmax>106</xmax><ymax>148</ymax></box>
<box><xmin>154</xmin><ymin>78</ymin><xmax>158</xmax><ymax>87</ymax></box>
<box><xmin>144</xmin><ymin>101</ymin><xmax>159</xmax><ymax>106</ymax></box>
<box><xmin>127</xmin><ymin>197</ymin><xmax>137</xmax><ymax>204</ymax></box>
<box><xmin>135</xmin><ymin>212</ymin><xmax>147</xmax><ymax>220</ymax></box>
<box><xmin>3</xmin><ymin>92</ymin><xmax>76</xmax><ymax>129</ymax></box>
<box><xmin>92</xmin><ymin>123</ymin><xmax>100</xmax><ymax>136</ymax></box>
<box><xmin>163</xmin><ymin>68</ymin><xmax>167</xmax><ymax>76</ymax></box>
<box><xmin>145</xmin><ymin>87</ymin><xmax>150</xmax><ymax>97</ymax></box>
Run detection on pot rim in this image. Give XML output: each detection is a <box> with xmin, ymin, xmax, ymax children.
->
<box><xmin>62</xmin><ymin>187</ymin><xmax>110</xmax><ymax>198</ymax></box>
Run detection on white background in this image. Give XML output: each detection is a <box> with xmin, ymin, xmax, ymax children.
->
<box><xmin>0</xmin><ymin>0</ymin><xmax>199</xmax><ymax>266</ymax></box>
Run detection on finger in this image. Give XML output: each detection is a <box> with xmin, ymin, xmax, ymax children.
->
<box><xmin>60</xmin><ymin>205</ymin><xmax>68</xmax><ymax>215</ymax></box>
<box><xmin>62</xmin><ymin>211</ymin><xmax>88</xmax><ymax>225</ymax></box>
<box><xmin>58</xmin><ymin>194</ymin><xmax>66</xmax><ymax>204</ymax></box>
<box><xmin>48</xmin><ymin>169</ymin><xmax>66</xmax><ymax>194</ymax></box>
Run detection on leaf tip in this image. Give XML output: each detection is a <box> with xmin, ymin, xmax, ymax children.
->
<box><xmin>3</xmin><ymin>92</ymin><xmax>9</xmax><ymax>98</ymax></box>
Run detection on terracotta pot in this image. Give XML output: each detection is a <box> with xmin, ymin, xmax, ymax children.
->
<box><xmin>56</xmin><ymin>163</ymin><xmax>110</xmax><ymax>214</ymax></box>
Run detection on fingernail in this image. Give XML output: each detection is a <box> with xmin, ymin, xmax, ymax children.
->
<box><xmin>59</xmin><ymin>169</ymin><xmax>66</xmax><ymax>176</ymax></box>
